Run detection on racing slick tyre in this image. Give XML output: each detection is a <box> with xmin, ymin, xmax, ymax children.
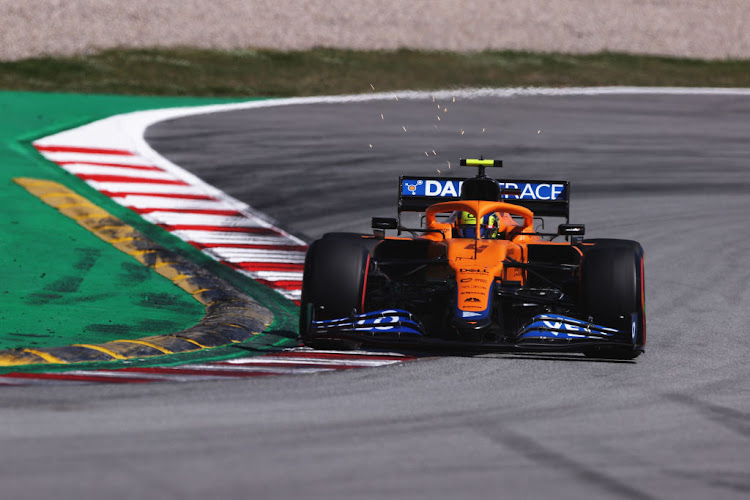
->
<box><xmin>580</xmin><ymin>240</ymin><xmax>645</xmax><ymax>360</ymax></box>
<box><xmin>299</xmin><ymin>235</ymin><xmax>371</xmax><ymax>350</ymax></box>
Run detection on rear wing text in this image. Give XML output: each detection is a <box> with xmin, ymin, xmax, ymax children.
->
<box><xmin>398</xmin><ymin>176</ymin><xmax>570</xmax><ymax>222</ymax></box>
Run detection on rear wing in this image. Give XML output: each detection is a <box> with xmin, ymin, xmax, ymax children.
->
<box><xmin>399</xmin><ymin>175</ymin><xmax>570</xmax><ymax>222</ymax></box>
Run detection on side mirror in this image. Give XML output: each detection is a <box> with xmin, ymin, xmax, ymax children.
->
<box><xmin>372</xmin><ymin>217</ymin><xmax>398</xmax><ymax>230</ymax></box>
<box><xmin>558</xmin><ymin>224</ymin><xmax>585</xmax><ymax>240</ymax></box>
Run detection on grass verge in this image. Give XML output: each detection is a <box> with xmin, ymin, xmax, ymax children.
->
<box><xmin>1</xmin><ymin>48</ymin><xmax>750</xmax><ymax>97</ymax></box>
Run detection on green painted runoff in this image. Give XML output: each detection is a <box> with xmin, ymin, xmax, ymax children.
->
<box><xmin>0</xmin><ymin>91</ymin><xmax>258</xmax><ymax>352</ymax></box>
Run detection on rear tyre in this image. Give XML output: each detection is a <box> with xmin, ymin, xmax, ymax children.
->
<box><xmin>580</xmin><ymin>240</ymin><xmax>645</xmax><ymax>360</ymax></box>
<box><xmin>299</xmin><ymin>235</ymin><xmax>370</xmax><ymax>350</ymax></box>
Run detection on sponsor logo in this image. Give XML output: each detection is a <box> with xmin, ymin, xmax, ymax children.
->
<box><xmin>356</xmin><ymin>313</ymin><xmax>403</xmax><ymax>331</ymax></box>
<box><xmin>542</xmin><ymin>320</ymin><xmax>590</xmax><ymax>333</ymax></box>
<box><xmin>498</xmin><ymin>182</ymin><xmax>565</xmax><ymax>201</ymax></box>
<box><xmin>425</xmin><ymin>180</ymin><xmax>461</xmax><ymax>197</ymax></box>
<box><xmin>462</xmin><ymin>311</ymin><xmax>481</xmax><ymax>318</ymax></box>
<box><xmin>465</xmin><ymin>297</ymin><xmax>481</xmax><ymax>303</ymax></box>
<box><xmin>402</xmin><ymin>179</ymin><xmax>566</xmax><ymax>200</ymax></box>
<box><xmin>403</xmin><ymin>179</ymin><xmax>423</xmax><ymax>196</ymax></box>
<box><xmin>460</xmin><ymin>278</ymin><xmax>473</xmax><ymax>283</ymax></box>
<box><xmin>460</xmin><ymin>268</ymin><xmax>489</xmax><ymax>273</ymax></box>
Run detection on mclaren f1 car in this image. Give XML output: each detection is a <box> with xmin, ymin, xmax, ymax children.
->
<box><xmin>299</xmin><ymin>159</ymin><xmax>645</xmax><ymax>359</ymax></box>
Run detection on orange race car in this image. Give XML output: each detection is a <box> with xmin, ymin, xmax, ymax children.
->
<box><xmin>299</xmin><ymin>159</ymin><xmax>645</xmax><ymax>359</ymax></box>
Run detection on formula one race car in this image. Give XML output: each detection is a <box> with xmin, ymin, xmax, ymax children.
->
<box><xmin>299</xmin><ymin>159</ymin><xmax>645</xmax><ymax>359</ymax></box>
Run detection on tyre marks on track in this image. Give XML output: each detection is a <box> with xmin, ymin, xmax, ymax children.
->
<box><xmin>0</xmin><ymin>349</ymin><xmax>416</xmax><ymax>385</ymax></box>
<box><xmin>33</xmin><ymin>144</ymin><xmax>306</xmax><ymax>303</ymax></box>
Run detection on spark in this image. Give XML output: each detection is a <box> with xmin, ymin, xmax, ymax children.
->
<box><xmin>425</xmin><ymin>151</ymin><xmax>429</xmax><ymax>157</ymax></box>
<box><xmin>369</xmin><ymin>144</ymin><xmax>373</xmax><ymax>148</ymax></box>
<box><xmin>538</xmin><ymin>130</ymin><xmax>541</xmax><ymax>134</ymax></box>
<box><xmin>482</xmin><ymin>128</ymin><xmax>486</xmax><ymax>133</ymax></box>
<box><xmin>460</xmin><ymin>129</ymin><xmax>465</xmax><ymax>135</ymax></box>
<box><xmin>432</xmin><ymin>96</ymin><xmax>436</xmax><ymax>102</ymax></box>
<box><xmin>452</xmin><ymin>96</ymin><xmax>456</xmax><ymax>103</ymax></box>
<box><xmin>394</xmin><ymin>95</ymin><xmax>399</xmax><ymax>101</ymax></box>
<box><xmin>447</xmin><ymin>161</ymin><xmax>451</xmax><ymax>169</ymax></box>
<box><xmin>402</xmin><ymin>125</ymin><xmax>407</xmax><ymax>132</ymax></box>
<box><xmin>437</xmin><ymin>116</ymin><xmax>441</xmax><ymax>121</ymax></box>
<box><xmin>432</xmin><ymin>150</ymin><xmax>437</xmax><ymax>155</ymax></box>
<box><xmin>434</xmin><ymin>124</ymin><xmax>438</xmax><ymax>129</ymax></box>
<box><xmin>443</xmin><ymin>107</ymin><xmax>448</xmax><ymax>113</ymax></box>
<box><xmin>370</xmin><ymin>83</ymin><xmax>375</xmax><ymax>90</ymax></box>
<box><xmin>381</xmin><ymin>113</ymin><xmax>385</xmax><ymax>120</ymax></box>
<box><xmin>437</xmin><ymin>104</ymin><xmax>441</xmax><ymax>109</ymax></box>
<box><xmin>437</xmin><ymin>169</ymin><xmax>441</xmax><ymax>175</ymax></box>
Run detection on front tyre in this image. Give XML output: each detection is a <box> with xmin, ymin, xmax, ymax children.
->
<box><xmin>299</xmin><ymin>236</ymin><xmax>371</xmax><ymax>350</ymax></box>
<box><xmin>580</xmin><ymin>240</ymin><xmax>645</xmax><ymax>360</ymax></box>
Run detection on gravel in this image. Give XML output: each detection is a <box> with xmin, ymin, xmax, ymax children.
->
<box><xmin>2</xmin><ymin>0</ymin><xmax>749</xmax><ymax>61</ymax></box>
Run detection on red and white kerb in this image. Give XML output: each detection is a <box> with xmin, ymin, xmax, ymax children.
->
<box><xmin>0</xmin><ymin>349</ymin><xmax>415</xmax><ymax>385</ymax></box>
<box><xmin>33</xmin><ymin>142</ymin><xmax>306</xmax><ymax>303</ymax></box>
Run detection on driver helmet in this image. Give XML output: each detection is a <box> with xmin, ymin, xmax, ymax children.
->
<box><xmin>457</xmin><ymin>211</ymin><xmax>500</xmax><ymax>238</ymax></box>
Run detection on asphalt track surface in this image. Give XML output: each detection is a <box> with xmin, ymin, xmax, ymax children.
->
<box><xmin>3</xmin><ymin>92</ymin><xmax>750</xmax><ymax>500</ymax></box>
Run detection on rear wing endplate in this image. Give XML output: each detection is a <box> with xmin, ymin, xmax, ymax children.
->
<box><xmin>399</xmin><ymin>176</ymin><xmax>570</xmax><ymax>221</ymax></box>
